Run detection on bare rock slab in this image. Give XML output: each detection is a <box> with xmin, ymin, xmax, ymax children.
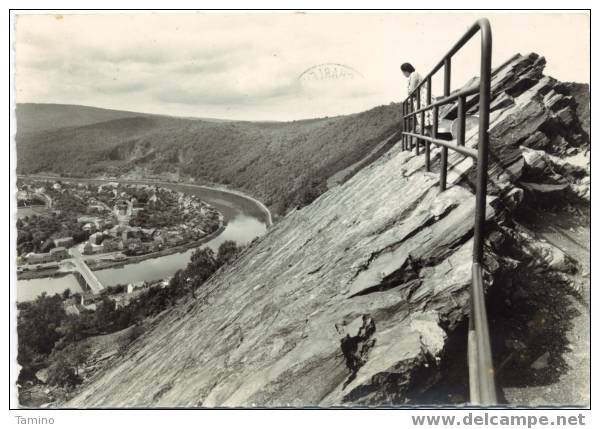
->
<box><xmin>65</xmin><ymin>143</ymin><xmax>492</xmax><ymax>407</ymax></box>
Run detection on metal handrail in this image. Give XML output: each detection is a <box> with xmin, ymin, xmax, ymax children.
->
<box><xmin>404</xmin><ymin>85</ymin><xmax>480</xmax><ymax>118</ymax></box>
<box><xmin>402</xmin><ymin>132</ymin><xmax>478</xmax><ymax>159</ymax></box>
<box><xmin>401</xmin><ymin>18</ymin><xmax>496</xmax><ymax>405</ymax></box>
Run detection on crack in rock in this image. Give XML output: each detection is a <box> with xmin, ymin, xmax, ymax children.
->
<box><xmin>339</xmin><ymin>315</ymin><xmax>377</xmax><ymax>385</ymax></box>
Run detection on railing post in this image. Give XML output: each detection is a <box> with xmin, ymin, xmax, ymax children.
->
<box><xmin>425</xmin><ymin>77</ymin><xmax>432</xmax><ymax>171</ymax></box>
<box><xmin>444</xmin><ymin>57</ymin><xmax>451</xmax><ymax>94</ymax></box>
<box><xmin>426</xmin><ymin>77</ymin><xmax>432</xmax><ymax>105</ymax></box>
<box><xmin>416</xmin><ymin>91</ymin><xmax>422</xmax><ymax>155</ymax></box>
<box><xmin>440</xmin><ymin>58</ymin><xmax>451</xmax><ymax>191</ymax></box>
<box><xmin>405</xmin><ymin>100</ymin><xmax>409</xmax><ymax>151</ymax></box>
<box><xmin>457</xmin><ymin>95</ymin><xmax>466</xmax><ymax>146</ymax></box>
<box><xmin>432</xmin><ymin>105</ymin><xmax>439</xmax><ymax>138</ymax></box>
<box><xmin>410</xmin><ymin>95</ymin><xmax>415</xmax><ymax>151</ymax></box>
<box><xmin>472</xmin><ymin>18</ymin><xmax>495</xmax><ymax>406</ymax></box>
<box><xmin>407</xmin><ymin>98</ymin><xmax>412</xmax><ymax>151</ymax></box>
<box><xmin>473</xmin><ymin>264</ymin><xmax>496</xmax><ymax>405</ymax></box>
<box><xmin>468</xmin><ymin>304</ymin><xmax>481</xmax><ymax>404</ymax></box>
<box><xmin>406</xmin><ymin>101</ymin><xmax>410</xmax><ymax>151</ymax></box>
<box><xmin>472</xmin><ymin>22</ymin><xmax>491</xmax><ymax>265</ymax></box>
<box><xmin>400</xmin><ymin>101</ymin><xmax>406</xmax><ymax>150</ymax></box>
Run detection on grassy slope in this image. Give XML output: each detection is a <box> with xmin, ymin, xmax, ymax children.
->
<box><xmin>16</xmin><ymin>103</ymin><xmax>404</xmax><ymax>215</ymax></box>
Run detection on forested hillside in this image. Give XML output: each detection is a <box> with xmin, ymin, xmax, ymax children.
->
<box><xmin>16</xmin><ymin>103</ymin><xmax>404</xmax><ymax>215</ymax></box>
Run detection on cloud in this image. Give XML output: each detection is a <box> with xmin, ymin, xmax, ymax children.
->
<box><xmin>154</xmin><ymin>69</ymin><xmax>302</xmax><ymax>106</ymax></box>
<box><xmin>95</xmin><ymin>80</ymin><xmax>148</xmax><ymax>95</ymax></box>
<box><xmin>14</xmin><ymin>12</ymin><xmax>590</xmax><ymax>121</ymax></box>
<box><xmin>171</xmin><ymin>56</ymin><xmax>241</xmax><ymax>76</ymax></box>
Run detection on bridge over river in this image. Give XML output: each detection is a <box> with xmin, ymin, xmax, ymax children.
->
<box><xmin>67</xmin><ymin>248</ymin><xmax>105</xmax><ymax>294</ymax></box>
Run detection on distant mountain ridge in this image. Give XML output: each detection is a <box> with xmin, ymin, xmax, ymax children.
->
<box><xmin>16</xmin><ymin>103</ymin><xmax>240</xmax><ymax>135</ymax></box>
<box><xmin>16</xmin><ymin>102</ymin><xmax>405</xmax><ymax>215</ymax></box>
<box><xmin>15</xmin><ymin>103</ymin><xmax>159</xmax><ymax>134</ymax></box>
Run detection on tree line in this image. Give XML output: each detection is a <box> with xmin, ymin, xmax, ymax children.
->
<box><xmin>17</xmin><ymin>240</ymin><xmax>243</xmax><ymax>391</ymax></box>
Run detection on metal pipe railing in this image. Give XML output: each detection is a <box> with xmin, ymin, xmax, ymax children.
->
<box><xmin>400</xmin><ymin>18</ymin><xmax>496</xmax><ymax>405</ymax></box>
<box><xmin>402</xmin><ymin>132</ymin><xmax>478</xmax><ymax>159</ymax></box>
<box><xmin>404</xmin><ymin>85</ymin><xmax>479</xmax><ymax>118</ymax></box>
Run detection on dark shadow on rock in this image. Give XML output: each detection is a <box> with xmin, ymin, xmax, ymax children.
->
<box><xmin>487</xmin><ymin>204</ymin><xmax>586</xmax><ymax>392</ymax></box>
<box><xmin>404</xmin><ymin>318</ymin><xmax>470</xmax><ymax>405</ymax></box>
<box><xmin>488</xmin><ymin>265</ymin><xmax>580</xmax><ymax>390</ymax></box>
<box><xmin>340</xmin><ymin>315</ymin><xmax>376</xmax><ymax>389</ymax></box>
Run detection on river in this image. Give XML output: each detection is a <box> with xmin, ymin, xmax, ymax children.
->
<box><xmin>16</xmin><ymin>180</ymin><xmax>270</xmax><ymax>302</ymax></box>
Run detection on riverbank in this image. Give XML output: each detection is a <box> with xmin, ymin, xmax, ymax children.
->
<box><xmin>17</xmin><ymin>223</ymin><xmax>227</xmax><ymax>282</ymax></box>
<box><xmin>86</xmin><ymin>223</ymin><xmax>227</xmax><ymax>272</ymax></box>
<box><xmin>192</xmin><ymin>184</ymin><xmax>273</xmax><ymax>227</ymax></box>
<box><xmin>18</xmin><ymin>269</ymin><xmax>76</xmax><ymax>281</ymax></box>
<box><xmin>18</xmin><ymin>174</ymin><xmax>273</xmax><ymax>227</ymax></box>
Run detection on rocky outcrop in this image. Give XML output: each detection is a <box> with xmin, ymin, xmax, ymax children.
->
<box><xmin>563</xmin><ymin>82</ymin><xmax>590</xmax><ymax>139</ymax></box>
<box><xmin>437</xmin><ymin>53</ymin><xmax>589</xmax><ymax>208</ymax></box>
<box><xmin>520</xmin><ymin>146</ymin><xmax>590</xmax><ymax>202</ymax></box>
<box><xmin>64</xmin><ymin>53</ymin><xmax>589</xmax><ymax>407</ymax></box>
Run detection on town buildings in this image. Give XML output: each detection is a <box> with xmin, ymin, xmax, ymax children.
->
<box><xmin>18</xmin><ymin>179</ymin><xmax>223</xmax><ymax>265</ymax></box>
<box><xmin>53</xmin><ymin>237</ymin><xmax>74</xmax><ymax>248</ymax></box>
<box><xmin>24</xmin><ymin>247</ymin><xmax>69</xmax><ymax>264</ymax></box>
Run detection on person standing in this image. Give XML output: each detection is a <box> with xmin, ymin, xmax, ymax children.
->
<box><xmin>401</xmin><ymin>62</ymin><xmax>432</xmax><ymax>134</ymax></box>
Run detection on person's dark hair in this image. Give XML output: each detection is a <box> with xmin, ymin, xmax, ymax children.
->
<box><xmin>400</xmin><ymin>62</ymin><xmax>415</xmax><ymax>73</ymax></box>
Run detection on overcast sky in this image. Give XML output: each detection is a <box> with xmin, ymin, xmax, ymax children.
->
<box><xmin>15</xmin><ymin>12</ymin><xmax>590</xmax><ymax>121</ymax></box>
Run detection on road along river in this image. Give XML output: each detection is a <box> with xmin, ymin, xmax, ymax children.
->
<box><xmin>16</xmin><ymin>178</ymin><xmax>271</xmax><ymax>302</ymax></box>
